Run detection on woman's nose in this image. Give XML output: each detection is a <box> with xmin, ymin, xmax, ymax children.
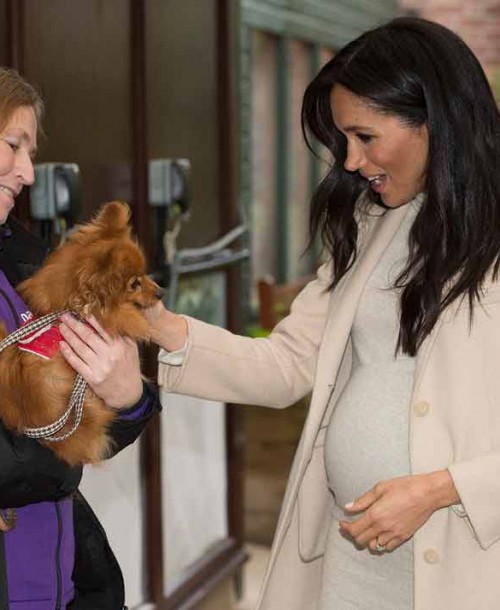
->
<box><xmin>18</xmin><ymin>154</ymin><xmax>35</xmax><ymax>186</ymax></box>
<box><xmin>344</xmin><ymin>141</ymin><xmax>364</xmax><ymax>173</ymax></box>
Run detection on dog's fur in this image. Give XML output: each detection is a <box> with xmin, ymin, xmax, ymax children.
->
<box><xmin>0</xmin><ymin>201</ymin><xmax>161</xmax><ymax>465</ymax></box>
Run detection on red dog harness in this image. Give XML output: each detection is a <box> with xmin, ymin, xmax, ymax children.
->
<box><xmin>18</xmin><ymin>321</ymin><xmax>63</xmax><ymax>360</ymax></box>
<box><xmin>0</xmin><ymin>311</ymin><xmax>87</xmax><ymax>441</ymax></box>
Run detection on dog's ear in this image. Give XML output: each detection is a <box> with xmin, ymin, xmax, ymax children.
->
<box><xmin>94</xmin><ymin>201</ymin><xmax>131</xmax><ymax>236</ymax></box>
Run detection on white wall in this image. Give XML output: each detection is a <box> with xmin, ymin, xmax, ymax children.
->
<box><xmin>80</xmin><ymin>440</ymin><xmax>146</xmax><ymax>608</ymax></box>
<box><xmin>161</xmin><ymin>390</ymin><xmax>228</xmax><ymax>592</ymax></box>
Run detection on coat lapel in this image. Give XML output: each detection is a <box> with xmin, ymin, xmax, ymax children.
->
<box><xmin>304</xmin><ymin>204</ymin><xmax>410</xmax><ymax>450</ymax></box>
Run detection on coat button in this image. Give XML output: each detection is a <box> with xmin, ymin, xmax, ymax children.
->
<box><xmin>452</xmin><ymin>503</ymin><xmax>467</xmax><ymax>517</ymax></box>
<box><xmin>423</xmin><ymin>549</ymin><xmax>439</xmax><ymax>564</ymax></box>
<box><xmin>413</xmin><ymin>400</ymin><xmax>430</xmax><ymax>417</ymax></box>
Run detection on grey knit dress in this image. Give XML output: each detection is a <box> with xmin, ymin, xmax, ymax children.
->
<box><xmin>320</xmin><ymin>200</ymin><xmax>420</xmax><ymax>610</ymax></box>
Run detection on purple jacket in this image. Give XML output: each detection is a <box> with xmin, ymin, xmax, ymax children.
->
<box><xmin>0</xmin><ymin>268</ymin><xmax>152</xmax><ymax>609</ymax></box>
<box><xmin>0</xmin><ymin>269</ymin><xmax>75</xmax><ymax>608</ymax></box>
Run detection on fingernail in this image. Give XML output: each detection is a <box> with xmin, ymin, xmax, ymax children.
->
<box><xmin>345</xmin><ymin>502</ymin><xmax>354</xmax><ymax>509</ymax></box>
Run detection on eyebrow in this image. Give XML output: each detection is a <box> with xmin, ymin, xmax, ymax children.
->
<box><xmin>340</xmin><ymin>125</ymin><xmax>374</xmax><ymax>133</ymax></box>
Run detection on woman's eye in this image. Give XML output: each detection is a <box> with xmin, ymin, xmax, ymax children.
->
<box><xmin>357</xmin><ymin>133</ymin><xmax>373</xmax><ymax>143</ymax></box>
<box><xmin>1</xmin><ymin>139</ymin><xmax>19</xmax><ymax>152</ymax></box>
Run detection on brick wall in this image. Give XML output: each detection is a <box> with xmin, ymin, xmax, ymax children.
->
<box><xmin>399</xmin><ymin>0</ymin><xmax>500</xmax><ymax>101</ymax></box>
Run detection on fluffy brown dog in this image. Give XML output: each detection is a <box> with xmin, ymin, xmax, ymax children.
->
<box><xmin>0</xmin><ymin>201</ymin><xmax>161</xmax><ymax>465</ymax></box>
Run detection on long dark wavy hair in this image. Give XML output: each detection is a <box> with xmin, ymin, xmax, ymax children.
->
<box><xmin>301</xmin><ymin>17</ymin><xmax>500</xmax><ymax>355</ymax></box>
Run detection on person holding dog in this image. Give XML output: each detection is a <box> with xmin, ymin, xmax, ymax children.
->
<box><xmin>147</xmin><ymin>17</ymin><xmax>500</xmax><ymax>610</ymax></box>
<box><xmin>0</xmin><ymin>68</ymin><xmax>161</xmax><ymax>609</ymax></box>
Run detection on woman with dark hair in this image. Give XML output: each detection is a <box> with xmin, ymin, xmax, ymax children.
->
<box><xmin>148</xmin><ymin>17</ymin><xmax>500</xmax><ymax>610</ymax></box>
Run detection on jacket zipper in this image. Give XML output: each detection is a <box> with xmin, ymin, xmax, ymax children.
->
<box><xmin>0</xmin><ymin>288</ymin><xmax>20</xmax><ymax>328</ymax></box>
<box><xmin>54</xmin><ymin>502</ymin><xmax>62</xmax><ymax>610</ymax></box>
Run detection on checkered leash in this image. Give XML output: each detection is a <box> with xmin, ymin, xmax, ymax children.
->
<box><xmin>0</xmin><ymin>311</ymin><xmax>87</xmax><ymax>442</ymax></box>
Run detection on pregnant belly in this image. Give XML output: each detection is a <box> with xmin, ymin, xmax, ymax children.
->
<box><xmin>324</xmin><ymin>364</ymin><xmax>414</xmax><ymax>518</ymax></box>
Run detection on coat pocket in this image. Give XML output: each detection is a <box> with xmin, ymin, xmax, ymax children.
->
<box><xmin>297</xmin><ymin>426</ymin><xmax>332</xmax><ymax>562</ymax></box>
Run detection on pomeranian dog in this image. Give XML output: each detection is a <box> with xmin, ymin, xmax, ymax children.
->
<box><xmin>0</xmin><ymin>201</ymin><xmax>161</xmax><ymax>465</ymax></box>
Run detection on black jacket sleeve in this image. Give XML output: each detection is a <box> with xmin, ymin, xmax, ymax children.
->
<box><xmin>0</xmin><ymin>422</ymin><xmax>83</xmax><ymax>508</ymax></box>
<box><xmin>107</xmin><ymin>381</ymin><xmax>162</xmax><ymax>456</ymax></box>
<box><xmin>0</xmin><ymin>381</ymin><xmax>161</xmax><ymax>508</ymax></box>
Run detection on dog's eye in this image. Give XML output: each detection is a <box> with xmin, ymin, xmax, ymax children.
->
<box><xmin>130</xmin><ymin>278</ymin><xmax>141</xmax><ymax>290</ymax></box>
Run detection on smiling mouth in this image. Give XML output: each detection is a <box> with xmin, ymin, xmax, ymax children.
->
<box><xmin>0</xmin><ymin>185</ymin><xmax>16</xmax><ymax>200</ymax></box>
<box><xmin>367</xmin><ymin>175</ymin><xmax>385</xmax><ymax>186</ymax></box>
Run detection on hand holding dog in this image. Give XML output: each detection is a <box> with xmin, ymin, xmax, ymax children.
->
<box><xmin>0</xmin><ymin>202</ymin><xmax>161</xmax><ymax>464</ymax></box>
<box><xmin>59</xmin><ymin>313</ymin><xmax>143</xmax><ymax>410</ymax></box>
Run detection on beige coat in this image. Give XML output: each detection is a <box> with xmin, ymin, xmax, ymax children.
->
<box><xmin>158</xmin><ymin>204</ymin><xmax>500</xmax><ymax>610</ymax></box>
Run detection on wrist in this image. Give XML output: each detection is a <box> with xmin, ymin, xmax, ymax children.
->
<box><xmin>108</xmin><ymin>379</ymin><xmax>144</xmax><ymax>410</ymax></box>
<box><xmin>115</xmin><ymin>384</ymin><xmax>148</xmax><ymax>416</ymax></box>
<box><xmin>148</xmin><ymin>304</ymin><xmax>188</xmax><ymax>351</ymax></box>
<box><xmin>427</xmin><ymin>469</ymin><xmax>460</xmax><ymax>511</ymax></box>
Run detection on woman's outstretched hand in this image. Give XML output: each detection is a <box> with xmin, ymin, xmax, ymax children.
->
<box><xmin>144</xmin><ymin>301</ymin><xmax>188</xmax><ymax>352</ymax></box>
<box><xmin>339</xmin><ymin>470</ymin><xmax>460</xmax><ymax>552</ymax></box>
